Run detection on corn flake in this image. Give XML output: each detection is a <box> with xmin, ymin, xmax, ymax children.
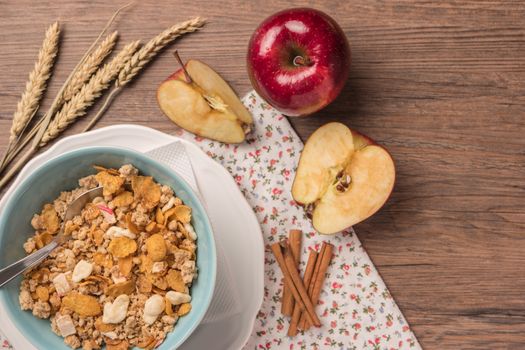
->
<box><xmin>145</xmin><ymin>234</ymin><xmax>166</xmax><ymax>262</ymax></box>
<box><xmin>106</xmin><ymin>340</ymin><xmax>129</xmax><ymax>350</ymax></box>
<box><xmin>118</xmin><ymin>256</ymin><xmax>133</xmax><ymax>276</ymax></box>
<box><xmin>41</xmin><ymin>204</ymin><xmax>60</xmax><ymax>234</ymax></box>
<box><xmin>165</xmin><ymin>297</ymin><xmax>174</xmax><ymax>316</ymax></box>
<box><xmin>30</xmin><ymin>268</ymin><xmax>50</xmax><ymax>282</ymax></box>
<box><xmin>125</xmin><ymin>213</ymin><xmax>140</xmax><ymax>234</ymax></box>
<box><xmin>105</xmin><ymin>280</ymin><xmax>135</xmax><ymax>298</ymax></box>
<box><xmin>107</xmin><ymin>236</ymin><xmax>137</xmax><ymax>258</ymax></box>
<box><xmin>145</xmin><ymin>221</ymin><xmax>159</xmax><ymax>233</ymax></box>
<box><xmin>93</xmin><ymin>165</ymin><xmax>120</xmax><ymax>176</ymax></box>
<box><xmin>35</xmin><ymin>286</ymin><xmax>49</xmax><ymax>302</ymax></box>
<box><xmin>162</xmin><ymin>208</ymin><xmax>175</xmax><ymax>226</ymax></box>
<box><xmin>148</xmin><ymin>274</ymin><xmax>168</xmax><ymax>290</ymax></box>
<box><xmin>62</xmin><ymin>292</ymin><xmax>101</xmax><ymax>316</ymax></box>
<box><xmin>137</xmin><ymin>336</ymin><xmax>156</xmax><ymax>349</ymax></box>
<box><xmin>64</xmin><ymin>222</ymin><xmax>78</xmax><ymax>236</ymax></box>
<box><xmin>131</xmin><ymin>176</ymin><xmax>161</xmax><ymax>210</ymax></box>
<box><xmin>174</xmin><ymin>205</ymin><xmax>192</xmax><ymax>224</ymax></box>
<box><xmin>93</xmin><ymin>253</ymin><xmax>113</xmax><ymax>269</ymax></box>
<box><xmin>166</xmin><ymin>269</ymin><xmax>185</xmax><ymax>292</ymax></box>
<box><xmin>94</xmin><ymin>317</ymin><xmax>116</xmax><ymax>332</ymax></box>
<box><xmin>95</xmin><ymin>171</ymin><xmax>125</xmax><ymax>197</ymax></box>
<box><xmin>178</xmin><ymin>303</ymin><xmax>192</xmax><ymax>316</ymax></box>
<box><xmin>139</xmin><ymin>254</ymin><xmax>153</xmax><ymax>273</ymax></box>
<box><xmin>155</xmin><ymin>208</ymin><xmax>165</xmax><ymax>225</ymax></box>
<box><xmin>35</xmin><ymin>232</ymin><xmax>53</xmax><ymax>249</ymax></box>
<box><xmin>92</xmin><ymin>227</ymin><xmax>105</xmax><ymax>246</ymax></box>
<box><xmin>112</xmin><ymin>191</ymin><xmax>134</xmax><ymax>208</ymax></box>
<box><xmin>137</xmin><ymin>275</ymin><xmax>152</xmax><ymax>293</ymax></box>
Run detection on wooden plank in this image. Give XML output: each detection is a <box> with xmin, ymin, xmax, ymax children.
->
<box><xmin>0</xmin><ymin>1</ymin><xmax>524</xmax><ymax>348</ymax></box>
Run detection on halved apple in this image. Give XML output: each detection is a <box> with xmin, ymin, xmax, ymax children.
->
<box><xmin>292</xmin><ymin>122</ymin><xmax>395</xmax><ymax>234</ymax></box>
<box><xmin>157</xmin><ymin>59</ymin><xmax>253</xmax><ymax>143</ymax></box>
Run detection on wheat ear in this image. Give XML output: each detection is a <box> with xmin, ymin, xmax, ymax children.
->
<box><xmin>41</xmin><ymin>40</ymin><xmax>141</xmax><ymax>145</ymax></box>
<box><xmin>9</xmin><ymin>22</ymin><xmax>60</xmax><ymax>143</ymax></box>
<box><xmin>82</xmin><ymin>17</ymin><xmax>206</xmax><ymax>132</ymax></box>
<box><xmin>0</xmin><ymin>4</ymin><xmax>130</xmax><ymax>190</ymax></box>
<box><xmin>117</xmin><ymin>17</ymin><xmax>205</xmax><ymax>87</ymax></box>
<box><xmin>61</xmin><ymin>31</ymin><xmax>118</xmax><ymax>102</ymax></box>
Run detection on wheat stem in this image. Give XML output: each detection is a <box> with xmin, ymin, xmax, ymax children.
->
<box><xmin>82</xmin><ymin>87</ymin><xmax>120</xmax><ymax>132</ymax></box>
<box><xmin>2</xmin><ymin>119</ymin><xmax>40</xmax><ymax>167</ymax></box>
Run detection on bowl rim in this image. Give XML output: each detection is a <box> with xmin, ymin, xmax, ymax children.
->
<box><xmin>0</xmin><ymin>145</ymin><xmax>217</xmax><ymax>350</ymax></box>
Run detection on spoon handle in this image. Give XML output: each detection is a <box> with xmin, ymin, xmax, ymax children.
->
<box><xmin>0</xmin><ymin>240</ymin><xmax>58</xmax><ymax>287</ymax></box>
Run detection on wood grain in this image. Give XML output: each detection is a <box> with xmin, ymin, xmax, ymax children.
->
<box><xmin>1</xmin><ymin>1</ymin><xmax>524</xmax><ymax>349</ymax></box>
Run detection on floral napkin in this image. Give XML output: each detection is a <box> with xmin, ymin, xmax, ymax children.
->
<box><xmin>0</xmin><ymin>91</ymin><xmax>421</xmax><ymax>350</ymax></box>
<box><xmin>174</xmin><ymin>91</ymin><xmax>421</xmax><ymax>350</ymax></box>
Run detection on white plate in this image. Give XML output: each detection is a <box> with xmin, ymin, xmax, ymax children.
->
<box><xmin>0</xmin><ymin>124</ymin><xmax>264</xmax><ymax>350</ymax></box>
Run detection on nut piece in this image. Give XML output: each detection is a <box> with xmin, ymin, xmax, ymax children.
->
<box><xmin>72</xmin><ymin>260</ymin><xmax>93</xmax><ymax>283</ymax></box>
<box><xmin>105</xmin><ymin>226</ymin><xmax>136</xmax><ymax>240</ymax></box>
<box><xmin>184</xmin><ymin>223</ymin><xmax>197</xmax><ymax>241</ymax></box>
<box><xmin>56</xmin><ymin>314</ymin><xmax>76</xmax><ymax>337</ymax></box>
<box><xmin>165</xmin><ymin>291</ymin><xmax>191</xmax><ymax>306</ymax></box>
<box><xmin>103</xmin><ymin>294</ymin><xmax>130</xmax><ymax>324</ymax></box>
<box><xmin>143</xmin><ymin>294</ymin><xmax>164</xmax><ymax>325</ymax></box>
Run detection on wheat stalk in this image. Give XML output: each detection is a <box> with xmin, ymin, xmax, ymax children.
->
<box><xmin>0</xmin><ymin>4</ymin><xmax>130</xmax><ymax>190</ymax></box>
<box><xmin>8</xmin><ymin>22</ymin><xmax>60</xmax><ymax>143</ymax></box>
<box><xmin>82</xmin><ymin>17</ymin><xmax>206</xmax><ymax>132</ymax></box>
<box><xmin>40</xmin><ymin>40</ymin><xmax>141</xmax><ymax>145</ymax></box>
<box><xmin>1</xmin><ymin>31</ymin><xmax>117</xmax><ymax>166</ymax></box>
<box><xmin>61</xmin><ymin>31</ymin><xmax>118</xmax><ymax>102</ymax></box>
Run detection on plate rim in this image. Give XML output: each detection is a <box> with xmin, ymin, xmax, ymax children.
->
<box><xmin>0</xmin><ymin>124</ymin><xmax>264</xmax><ymax>349</ymax></box>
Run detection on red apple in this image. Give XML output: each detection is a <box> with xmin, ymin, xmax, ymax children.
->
<box><xmin>247</xmin><ymin>8</ymin><xmax>351</xmax><ymax>116</ymax></box>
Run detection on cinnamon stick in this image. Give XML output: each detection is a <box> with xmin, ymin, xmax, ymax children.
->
<box><xmin>298</xmin><ymin>243</ymin><xmax>326</xmax><ymax>331</ymax></box>
<box><xmin>282</xmin><ymin>229</ymin><xmax>302</xmax><ymax>316</ymax></box>
<box><xmin>299</xmin><ymin>242</ymin><xmax>333</xmax><ymax>330</ymax></box>
<box><xmin>288</xmin><ymin>249</ymin><xmax>318</xmax><ymax>337</ymax></box>
<box><xmin>282</xmin><ymin>242</ymin><xmax>321</xmax><ymax>327</ymax></box>
<box><xmin>270</xmin><ymin>242</ymin><xmax>321</xmax><ymax>327</ymax></box>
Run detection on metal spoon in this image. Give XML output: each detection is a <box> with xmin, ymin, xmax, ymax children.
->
<box><xmin>0</xmin><ymin>186</ymin><xmax>103</xmax><ymax>287</ymax></box>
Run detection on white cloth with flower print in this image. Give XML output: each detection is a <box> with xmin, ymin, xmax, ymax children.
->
<box><xmin>175</xmin><ymin>92</ymin><xmax>422</xmax><ymax>350</ymax></box>
<box><xmin>0</xmin><ymin>92</ymin><xmax>422</xmax><ymax>350</ymax></box>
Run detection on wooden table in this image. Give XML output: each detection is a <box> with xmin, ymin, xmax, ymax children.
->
<box><xmin>1</xmin><ymin>1</ymin><xmax>524</xmax><ymax>348</ymax></box>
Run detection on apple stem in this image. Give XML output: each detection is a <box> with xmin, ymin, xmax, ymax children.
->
<box><xmin>293</xmin><ymin>56</ymin><xmax>313</xmax><ymax>67</ymax></box>
<box><xmin>173</xmin><ymin>50</ymin><xmax>193</xmax><ymax>83</ymax></box>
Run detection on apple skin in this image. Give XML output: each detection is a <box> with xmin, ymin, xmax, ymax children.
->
<box><xmin>247</xmin><ymin>8</ymin><xmax>351</xmax><ymax>116</ymax></box>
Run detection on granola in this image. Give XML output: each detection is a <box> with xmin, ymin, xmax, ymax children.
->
<box><xmin>20</xmin><ymin>164</ymin><xmax>197</xmax><ymax>350</ymax></box>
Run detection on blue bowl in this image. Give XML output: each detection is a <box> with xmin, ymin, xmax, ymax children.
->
<box><xmin>0</xmin><ymin>146</ymin><xmax>216</xmax><ymax>349</ymax></box>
